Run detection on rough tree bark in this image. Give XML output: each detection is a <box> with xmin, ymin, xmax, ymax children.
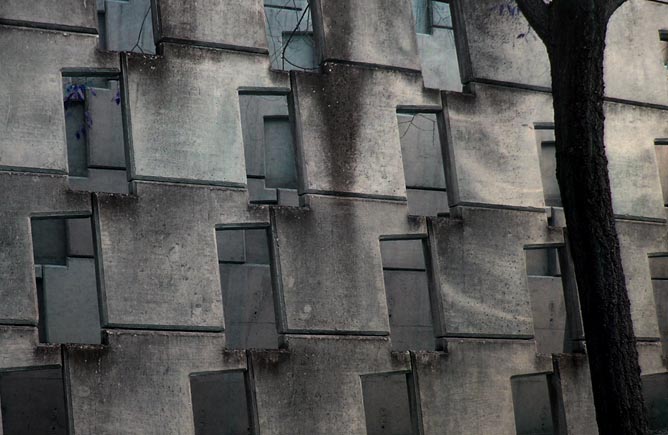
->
<box><xmin>515</xmin><ymin>1</ymin><xmax>648</xmax><ymax>433</ymax></box>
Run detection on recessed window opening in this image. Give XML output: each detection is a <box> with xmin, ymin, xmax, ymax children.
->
<box><xmin>97</xmin><ymin>0</ymin><xmax>156</xmax><ymax>54</ymax></box>
<box><xmin>62</xmin><ymin>73</ymin><xmax>129</xmax><ymax>194</ymax></box>
<box><xmin>380</xmin><ymin>237</ymin><xmax>436</xmax><ymax>351</ymax></box>
<box><xmin>361</xmin><ymin>371</ymin><xmax>420</xmax><ymax>435</ymax></box>
<box><xmin>534</xmin><ymin>123</ymin><xmax>560</xmax><ymax>207</ymax></box>
<box><xmin>525</xmin><ymin>245</ymin><xmax>586</xmax><ymax>355</ymax></box>
<box><xmin>511</xmin><ymin>373</ymin><xmax>559</xmax><ymax>435</ymax></box>
<box><xmin>654</xmin><ymin>139</ymin><xmax>668</xmax><ymax>207</ymax></box>
<box><xmin>642</xmin><ymin>372</ymin><xmax>668</xmax><ymax>434</ymax></box>
<box><xmin>190</xmin><ymin>370</ymin><xmax>254</xmax><ymax>435</ymax></box>
<box><xmin>649</xmin><ymin>255</ymin><xmax>668</xmax><ymax>359</ymax></box>
<box><xmin>31</xmin><ymin>215</ymin><xmax>102</xmax><ymax>344</ymax></box>
<box><xmin>396</xmin><ymin>111</ymin><xmax>449</xmax><ymax>216</ymax></box>
<box><xmin>239</xmin><ymin>92</ymin><xmax>299</xmax><ymax>206</ymax></box>
<box><xmin>0</xmin><ymin>367</ymin><xmax>69</xmax><ymax>435</ymax></box>
<box><xmin>413</xmin><ymin>0</ymin><xmax>453</xmax><ymax>35</ymax></box>
<box><xmin>264</xmin><ymin>0</ymin><xmax>317</xmax><ymax>71</ymax></box>
<box><xmin>216</xmin><ymin>226</ymin><xmax>279</xmax><ymax>349</ymax></box>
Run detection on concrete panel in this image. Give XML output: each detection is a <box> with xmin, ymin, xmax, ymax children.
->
<box><xmin>656</xmin><ymin>145</ymin><xmax>668</xmax><ymax>206</ymax></box>
<box><xmin>453</xmin><ymin>0</ymin><xmax>550</xmax><ymax>88</ymax></box>
<box><xmin>0</xmin><ymin>326</ymin><xmax>60</xmax><ymax>369</ymax></box>
<box><xmin>511</xmin><ymin>374</ymin><xmax>554</xmax><ymax>435</ymax></box>
<box><xmin>652</xmin><ymin>279</ymin><xmax>668</xmax><ymax>359</ymax></box>
<box><xmin>551</xmin><ymin>354</ymin><xmax>598</xmax><ymax>435</ymax></box>
<box><xmin>66</xmin><ymin>217</ymin><xmax>95</xmax><ymax>258</ymax></box>
<box><xmin>415</xmin><ymin>339</ymin><xmax>552</xmax><ymax>435</ymax></box>
<box><xmin>616</xmin><ymin>220</ymin><xmax>668</xmax><ymax>339</ymax></box>
<box><xmin>417</xmin><ymin>28</ymin><xmax>463</xmax><ymax>92</ymax></box>
<box><xmin>126</xmin><ymin>44</ymin><xmax>287</xmax><ymax>185</ymax></box>
<box><xmin>638</xmin><ymin>342</ymin><xmax>666</xmax><ymax>376</ymax></box>
<box><xmin>69</xmin><ymin>168</ymin><xmax>130</xmax><ymax>194</ymax></box>
<box><xmin>66</xmin><ymin>330</ymin><xmax>245</xmax><ymax>435</ymax></box>
<box><xmin>0</xmin><ymin>26</ymin><xmax>118</xmax><ymax>173</ymax></box>
<box><xmin>96</xmin><ymin>181</ymin><xmax>268</xmax><ymax>329</ymax></box>
<box><xmin>0</xmin><ymin>173</ymin><xmax>90</xmax><ymax>324</ymax></box>
<box><xmin>642</xmin><ymin>372</ymin><xmax>668</xmax><ymax>434</ymax></box>
<box><xmin>605</xmin><ymin>0</ymin><xmax>668</xmax><ymax>106</ymax></box>
<box><xmin>153</xmin><ymin>0</ymin><xmax>268</xmax><ymax>51</ymax></box>
<box><xmin>604</xmin><ymin>101</ymin><xmax>667</xmax><ymax>220</ymax></box>
<box><xmin>0</xmin><ymin>0</ymin><xmax>97</xmax><ymax>31</ymax></box>
<box><xmin>407</xmin><ymin>188</ymin><xmax>449</xmax><ymax>217</ymax></box>
<box><xmin>432</xmin><ymin>207</ymin><xmax>562</xmax><ymax>337</ymax></box>
<box><xmin>250</xmin><ymin>335</ymin><xmax>411</xmax><ymax>435</ymax></box>
<box><xmin>380</xmin><ymin>239</ymin><xmax>426</xmax><ymax>270</ymax></box>
<box><xmin>273</xmin><ymin>194</ymin><xmax>426</xmax><ymax>333</ymax></box>
<box><xmin>361</xmin><ymin>372</ymin><xmax>415</xmax><ymax>435</ymax></box>
<box><xmin>190</xmin><ymin>371</ymin><xmax>251</xmax><ymax>435</ymax></box>
<box><xmin>444</xmin><ymin>83</ymin><xmax>552</xmax><ymax>209</ymax></box>
<box><xmin>42</xmin><ymin>258</ymin><xmax>101</xmax><ymax>344</ymax></box>
<box><xmin>293</xmin><ymin>62</ymin><xmax>440</xmax><ymax>198</ymax></box>
<box><xmin>311</xmin><ymin>0</ymin><xmax>420</xmax><ymax>71</ymax></box>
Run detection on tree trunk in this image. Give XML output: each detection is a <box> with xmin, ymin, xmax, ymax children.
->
<box><xmin>533</xmin><ymin>1</ymin><xmax>648</xmax><ymax>433</ymax></box>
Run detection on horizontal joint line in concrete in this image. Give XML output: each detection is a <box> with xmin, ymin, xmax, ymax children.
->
<box><xmin>604</xmin><ymin>96</ymin><xmax>668</xmax><ymax>112</ymax></box>
<box><xmin>441</xmin><ymin>333</ymin><xmax>535</xmax><ymax>340</ymax></box>
<box><xmin>0</xmin><ymin>365</ymin><xmax>62</xmax><ymax>374</ymax></box>
<box><xmin>0</xmin><ymin>320</ymin><xmax>37</xmax><ymax>327</ymax></box>
<box><xmin>0</xmin><ymin>166</ymin><xmax>67</xmax><ymax>176</ymax></box>
<box><xmin>238</xmin><ymin>87</ymin><xmax>291</xmax><ymax>95</ymax></box>
<box><xmin>452</xmin><ymin>202</ymin><xmax>548</xmax><ymax>214</ymax></box>
<box><xmin>130</xmin><ymin>175</ymin><xmax>247</xmax><ymax>189</ymax></box>
<box><xmin>321</xmin><ymin>58</ymin><xmax>422</xmax><ymax>75</ymax></box>
<box><xmin>382</xmin><ymin>267</ymin><xmax>427</xmax><ymax>272</ymax></box>
<box><xmin>467</xmin><ymin>78</ymin><xmax>552</xmax><ymax>94</ymax></box>
<box><xmin>264</xmin><ymin>4</ymin><xmax>303</xmax><ymax>11</ymax></box>
<box><xmin>280</xmin><ymin>330</ymin><xmax>389</xmax><ymax>336</ymax></box>
<box><xmin>301</xmin><ymin>189</ymin><xmax>407</xmax><ymax>202</ymax></box>
<box><xmin>158</xmin><ymin>38</ymin><xmax>269</xmax><ymax>55</ymax></box>
<box><xmin>406</xmin><ymin>186</ymin><xmax>448</xmax><ymax>193</ymax></box>
<box><xmin>614</xmin><ymin>214</ymin><xmax>667</xmax><ymax>224</ymax></box>
<box><xmin>635</xmin><ymin>337</ymin><xmax>661</xmax><ymax>342</ymax></box>
<box><xmin>103</xmin><ymin>324</ymin><xmax>224</xmax><ymax>333</ymax></box>
<box><xmin>0</xmin><ymin>19</ymin><xmax>98</xmax><ymax>35</ymax></box>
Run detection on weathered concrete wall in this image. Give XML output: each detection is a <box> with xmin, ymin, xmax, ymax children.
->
<box><xmin>1</xmin><ymin>1</ymin><xmax>668</xmax><ymax>434</ymax></box>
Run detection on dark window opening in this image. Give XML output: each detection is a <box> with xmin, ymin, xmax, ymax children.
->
<box><xmin>62</xmin><ymin>74</ymin><xmax>129</xmax><ymax>194</ymax></box>
<box><xmin>216</xmin><ymin>226</ymin><xmax>279</xmax><ymax>349</ymax></box>
<box><xmin>239</xmin><ymin>92</ymin><xmax>299</xmax><ymax>206</ymax></box>
<box><xmin>534</xmin><ymin>124</ymin><xmax>560</xmax><ymax>207</ymax></box>
<box><xmin>511</xmin><ymin>373</ymin><xmax>558</xmax><ymax>435</ymax></box>
<box><xmin>361</xmin><ymin>371</ymin><xmax>419</xmax><ymax>435</ymax></box>
<box><xmin>190</xmin><ymin>370</ymin><xmax>254</xmax><ymax>435</ymax></box>
<box><xmin>97</xmin><ymin>0</ymin><xmax>156</xmax><ymax>54</ymax></box>
<box><xmin>380</xmin><ymin>238</ymin><xmax>436</xmax><ymax>351</ymax></box>
<box><xmin>397</xmin><ymin>111</ymin><xmax>449</xmax><ymax>216</ymax></box>
<box><xmin>650</xmin><ymin>255</ymin><xmax>668</xmax><ymax>359</ymax></box>
<box><xmin>0</xmin><ymin>367</ymin><xmax>69</xmax><ymax>435</ymax></box>
<box><xmin>654</xmin><ymin>139</ymin><xmax>668</xmax><ymax>207</ymax></box>
<box><xmin>525</xmin><ymin>246</ymin><xmax>584</xmax><ymax>354</ymax></box>
<box><xmin>264</xmin><ymin>0</ymin><xmax>317</xmax><ymax>71</ymax></box>
<box><xmin>413</xmin><ymin>0</ymin><xmax>453</xmax><ymax>35</ymax></box>
<box><xmin>642</xmin><ymin>372</ymin><xmax>668</xmax><ymax>434</ymax></box>
<box><xmin>31</xmin><ymin>216</ymin><xmax>101</xmax><ymax>344</ymax></box>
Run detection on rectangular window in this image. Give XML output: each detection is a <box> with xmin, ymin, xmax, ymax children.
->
<box><xmin>239</xmin><ymin>92</ymin><xmax>299</xmax><ymax>206</ymax></box>
<box><xmin>361</xmin><ymin>372</ymin><xmax>419</xmax><ymax>435</ymax></box>
<box><xmin>0</xmin><ymin>367</ymin><xmax>69</xmax><ymax>435</ymax></box>
<box><xmin>216</xmin><ymin>226</ymin><xmax>279</xmax><ymax>349</ymax></box>
<box><xmin>31</xmin><ymin>216</ymin><xmax>101</xmax><ymax>344</ymax></box>
<box><xmin>97</xmin><ymin>0</ymin><xmax>156</xmax><ymax>54</ymax></box>
<box><xmin>380</xmin><ymin>237</ymin><xmax>435</xmax><ymax>351</ymax></box>
<box><xmin>525</xmin><ymin>245</ymin><xmax>584</xmax><ymax>354</ymax></box>
<box><xmin>535</xmin><ymin>124</ymin><xmax>560</xmax><ymax>207</ymax></box>
<box><xmin>190</xmin><ymin>370</ymin><xmax>254</xmax><ymax>435</ymax></box>
<box><xmin>511</xmin><ymin>373</ymin><xmax>558</xmax><ymax>435</ymax></box>
<box><xmin>642</xmin><ymin>372</ymin><xmax>668</xmax><ymax>434</ymax></box>
<box><xmin>397</xmin><ymin>111</ymin><xmax>449</xmax><ymax>216</ymax></box>
<box><xmin>264</xmin><ymin>0</ymin><xmax>317</xmax><ymax>71</ymax></box>
<box><xmin>649</xmin><ymin>255</ymin><xmax>668</xmax><ymax>357</ymax></box>
<box><xmin>655</xmin><ymin>139</ymin><xmax>668</xmax><ymax>206</ymax></box>
<box><xmin>62</xmin><ymin>73</ymin><xmax>129</xmax><ymax>194</ymax></box>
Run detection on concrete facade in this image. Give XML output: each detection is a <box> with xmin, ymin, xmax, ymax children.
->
<box><xmin>1</xmin><ymin>1</ymin><xmax>668</xmax><ymax>434</ymax></box>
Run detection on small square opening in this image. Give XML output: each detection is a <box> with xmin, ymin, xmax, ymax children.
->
<box><xmin>190</xmin><ymin>370</ymin><xmax>254</xmax><ymax>435</ymax></box>
<box><xmin>97</xmin><ymin>0</ymin><xmax>156</xmax><ymax>54</ymax></box>
<box><xmin>0</xmin><ymin>367</ymin><xmax>69</xmax><ymax>435</ymax></box>
<box><xmin>361</xmin><ymin>372</ymin><xmax>419</xmax><ymax>435</ymax></box>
